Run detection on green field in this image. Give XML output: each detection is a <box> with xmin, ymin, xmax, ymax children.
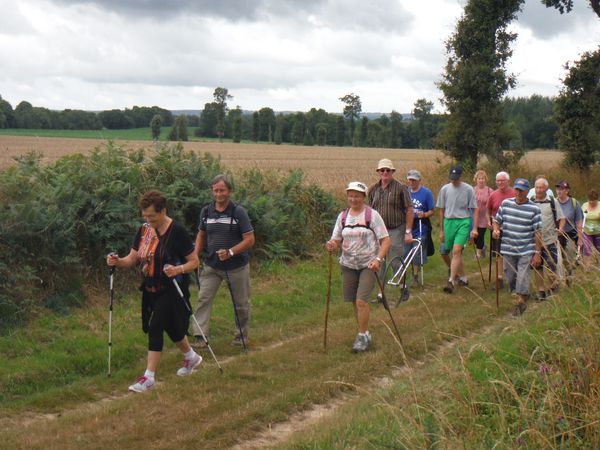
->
<box><xmin>0</xmin><ymin>127</ymin><xmax>206</xmax><ymax>141</ymax></box>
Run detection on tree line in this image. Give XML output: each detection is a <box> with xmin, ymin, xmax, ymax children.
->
<box><xmin>0</xmin><ymin>91</ymin><xmax>560</xmax><ymax>151</ymax></box>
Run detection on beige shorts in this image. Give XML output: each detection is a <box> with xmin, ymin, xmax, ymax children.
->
<box><xmin>341</xmin><ymin>265</ymin><xmax>376</xmax><ymax>302</ymax></box>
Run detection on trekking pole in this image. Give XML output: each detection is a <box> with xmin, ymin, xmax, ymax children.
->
<box><xmin>419</xmin><ymin>220</ymin><xmax>424</xmax><ymax>287</ymax></box>
<box><xmin>167</xmin><ymin>266</ymin><xmax>223</xmax><ymax>373</ymax></box>
<box><xmin>323</xmin><ymin>251</ymin><xmax>333</xmax><ymax>351</ymax></box>
<box><xmin>224</xmin><ymin>269</ymin><xmax>248</xmax><ymax>353</ymax></box>
<box><xmin>107</xmin><ymin>262</ymin><xmax>115</xmax><ymax>377</ymax></box>
<box><xmin>473</xmin><ymin>241</ymin><xmax>487</xmax><ymax>290</ymax></box>
<box><xmin>374</xmin><ymin>273</ymin><xmax>404</xmax><ymax>347</ymax></box>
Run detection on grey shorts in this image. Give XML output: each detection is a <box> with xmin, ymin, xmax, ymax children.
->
<box><xmin>341</xmin><ymin>265</ymin><xmax>376</xmax><ymax>302</ymax></box>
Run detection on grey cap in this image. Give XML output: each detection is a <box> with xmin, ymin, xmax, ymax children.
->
<box><xmin>406</xmin><ymin>169</ymin><xmax>422</xmax><ymax>181</ymax></box>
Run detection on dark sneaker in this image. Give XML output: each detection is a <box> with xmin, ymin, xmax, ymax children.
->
<box><xmin>512</xmin><ymin>302</ymin><xmax>527</xmax><ymax>316</ymax></box>
<box><xmin>128</xmin><ymin>375</ymin><xmax>155</xmax><ymax>393</ymax></box>
<box><xmin>176</xmin><ymin>353</ymin><xmax>203</xmax><ymax>376</ymax></box>
<box><xmin>457</xmin><ymin>279</ymin><xmax>469</xmax><ymax>287</ymax></box>
<box><xmin>352</xmin><ymin>333</ymin><xmax>370</xmax><ymax>353</ymax></box>
<box><xmin>536</xmin><ymin>291</ymin><xmax>547</xmax><ymax>301</ymax></box>
<box><xmin>192</xmin><ymin>336</ymin><xmax>208</xmax><ymax>350</ymax></box>
<box><xmin>230</xmin><ymin>336</ymin><xmax>248</xmax><ymax>347</ymax></box>
<box><xmin>443</xmin><ymin>281</ymin><xmax>454</xmax><ymax>294</ymax></box>
<box><xmin>370</xmin><ymin>293</ymin><xmax>383</xmax><ymax>304</ymax></box>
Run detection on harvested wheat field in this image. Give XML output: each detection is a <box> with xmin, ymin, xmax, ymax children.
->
<box><xmin>0</xmin><ymin>135</ymin><xmax>564</xmax><ymax>194</ymax></box>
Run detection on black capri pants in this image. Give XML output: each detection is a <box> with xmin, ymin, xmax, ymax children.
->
<box><xmin>142</xmin><ymin>287</ymin><xmax>190</xmax><ymax>352</ymax></box>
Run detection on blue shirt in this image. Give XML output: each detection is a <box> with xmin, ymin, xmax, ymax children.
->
<box><xmin>409</xmin><ymin>186</ymin><xmax>434</xmax><ymax>238</ymax></box>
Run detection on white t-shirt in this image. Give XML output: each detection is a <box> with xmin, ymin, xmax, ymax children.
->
<box><xmin>330</xmin><ymin>207</ymin><xmax>389</xmax><ymax>270</ymax></box>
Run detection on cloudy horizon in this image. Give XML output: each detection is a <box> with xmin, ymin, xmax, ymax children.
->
<box><xmin>1</xmin><ymin>0</ymin><xmax>598</xmax><ymax>114</ymax></box>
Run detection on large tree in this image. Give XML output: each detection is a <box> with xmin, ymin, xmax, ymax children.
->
<box><xmin>554</xmin><ymin>46</ymin><xmax>600</xmax><ymax>169</ymax></box>
<box><xmin>438</xmin><ymin>0</ymin><xmax>522</xmax><ymax>169</ymax></box>
<box><xmin>542</xmin><ymin>0</ymin><xmax>600</xmax><ymax>19</ymax></box>
<box><xmin>339</xmin><ymin>93</ymin><xmax>362</xmax><ymax>146</ymax></box>
<box><xmin>213</xmin><ymin>87</ymin><xmax>232</xmax><ymax>142</ymax></box>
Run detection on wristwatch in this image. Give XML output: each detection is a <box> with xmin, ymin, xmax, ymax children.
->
<box><xmin>228</xmin><ymin>248</ymin><xmax>234</xmax><ymax>257</ymax></box>
<box><xmin>375</xmin><ymin>257</ymin><xmax>382</xmax><ymax>262</ymax></box>
<box><xmin>405</xmin><ymin>230</ymin><xmax>412</xmax><ymax>234</ymax></box>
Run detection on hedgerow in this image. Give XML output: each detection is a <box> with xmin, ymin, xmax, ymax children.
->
<box><xmin>0</xmin><ymin>142</ymin><xmax>338</xmax><ymax>331</ymax></box>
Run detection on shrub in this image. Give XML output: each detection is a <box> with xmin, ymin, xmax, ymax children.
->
<box><xmin>0</xmin><ymin>142</ymin><xmax>337</xmax><ymax>331</ymax></box>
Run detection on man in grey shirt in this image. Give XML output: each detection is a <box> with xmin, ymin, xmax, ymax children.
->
<box><xmin>436</xmin><ymin>166</ymin><xmax>478</xmax><ymax>293</ymax></box>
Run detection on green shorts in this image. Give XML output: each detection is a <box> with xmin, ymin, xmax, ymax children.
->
<box><xmin>444</xmin><ymin>217</ymin><xmax>471</xmax><ymax>249</ymax></box>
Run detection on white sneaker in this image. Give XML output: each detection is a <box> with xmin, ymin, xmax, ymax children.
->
<box><xmin>128</xmin><ymin>375</ymin><xmax>155</xmax><ymax>393</ymax></box>
<box><xmin>176</xmin><ymin>354</ymin><xmax>202</xmax><ymax>376</ymax></box>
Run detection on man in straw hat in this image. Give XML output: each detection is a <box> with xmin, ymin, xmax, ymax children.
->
<box><xmin>368</xmin><ymin>158</ymin><xmax>414</xmax><ymax>301</ymax></box>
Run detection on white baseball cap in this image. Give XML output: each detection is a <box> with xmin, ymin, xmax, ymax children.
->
<box><xmin>346</xmin><ymin>181</ymin><xmax>368</xmax><ymax>194</ymax></box>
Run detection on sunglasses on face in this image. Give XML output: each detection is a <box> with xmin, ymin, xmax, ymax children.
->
<box><xmin>378</xmin><ymin>168</ymin><xmax>394</xmax><ymax>173</ymax></box>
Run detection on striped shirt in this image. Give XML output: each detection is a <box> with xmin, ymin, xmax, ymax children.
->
<box><xmin>368</xmin><ymin>179</ymin><xmax>411</xmax><ymax>229</ymax></box>
<box><xmin>494</xmin><ymin>198</ymin><xmax>541</xmax><ymax>256</ymax></box>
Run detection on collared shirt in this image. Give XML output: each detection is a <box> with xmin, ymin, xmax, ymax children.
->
<box><xmin>531</xmin><ymin>195</ymin><xmax>565</xmax><ymax>246</ymax></box>
<box><xmin>494</xmin><ymin>198</ymin><xmax>542</xmax><ymax>256</ymax></box>
<box><xmin>368</xmin><ymin>178</ymin><xmax>411</xmax><ymax>229</ymax></box>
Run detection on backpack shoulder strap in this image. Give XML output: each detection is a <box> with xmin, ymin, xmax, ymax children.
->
<box><xmin>341</xmin><ymin>208</ymin><xmax>349</xmax><ymax>228</ymax></box>
<box><xmin>550</xmin><ymin>197</ymin><xmax>558</xmax><ymax>226</ymax></box>
<box><xmin>364</xmin><ymin>206</ymin><xmax>372</xmax><ymax>228</ymax></box>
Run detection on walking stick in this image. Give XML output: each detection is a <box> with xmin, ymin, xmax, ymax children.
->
<box><xmin>169</xmin><ymin>269</ymin><xmax>224</xmax><ymax>373</ymax></box>
<box><xmin>224</xmin><ymin>269</ymin><xmax>248</xmax><ymax>353</ymax></box>
<box><xmin>495</xmin><ymin>251</ymin><xmax>500</xmax><ymax>311</ymax></box>
<box><xmin>108</xmin><ymin>264</ymin><xmax>115</xmax><ymax>377</ymax></box>
<box><xmin>488</xmin><ymin>231</ymin><xmax>493</xmax><ymax>283</ymax></box>
<box><xmin>473</xmin><ymin>241</ymin><xmax>487</xmax><ymax>290</ymax></box>
<box><xmin>374</xmin><ymin>273</ymin><xmax>404</xmax><ymax>347</ymax></box>
<box><xmin>323</xmin><ymin>251</ymin><xmax>333</xmax><ymax>351</ymax></box>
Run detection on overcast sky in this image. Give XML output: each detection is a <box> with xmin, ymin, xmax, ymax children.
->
<box><xmin>0</xmin><ymin>0</ymin><xmax>598</xmax><ymax>114</ymax></box>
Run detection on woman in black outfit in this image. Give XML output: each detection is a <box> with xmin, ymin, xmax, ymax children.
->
<box><xmin>107</xmin><ymin>190</ymin><xmax>200</xmax><ymax>393</ymax></box>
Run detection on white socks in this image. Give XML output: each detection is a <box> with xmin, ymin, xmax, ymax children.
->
<box><xmin>144</xmin><ymin>369</ymin><xmax>155</xmax><ymax>379</ymax></box>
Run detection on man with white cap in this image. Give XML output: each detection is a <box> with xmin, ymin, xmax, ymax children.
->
<box><xmin>406</xmin><ymin>169</ymin><xmax>435</xmax><ymax>286</ymax></box>
<box><xmin>368</xmin><ymin>159</ymin><xmax>414</xmax><ymax>297</ymax></box>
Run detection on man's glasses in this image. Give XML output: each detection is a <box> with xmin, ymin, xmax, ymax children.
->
<box><xmin>378</xmin><ymin>168</ymin><xmax>394</xmax><ymax>173</ymax></box>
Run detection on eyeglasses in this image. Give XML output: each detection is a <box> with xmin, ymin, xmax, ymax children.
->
<box><xmin>496</xmin><ymin>179</ymin><xmax>508</xmax><ymax>182</ymax></box>
<box><xmin>378</xmin><ymin>168</ymin><xmax>394</xmax><ymax>173</ymax></box>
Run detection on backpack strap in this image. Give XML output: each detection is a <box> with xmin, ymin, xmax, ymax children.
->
<box><xmin>550</xmin><ymin>197</ymin><xmax>558</xmax><ymax>227</ymax></box>
<box><xmin>341</xmin><ymin>206</ymin><xmax>373</xmax><ymax>230</ymax></box>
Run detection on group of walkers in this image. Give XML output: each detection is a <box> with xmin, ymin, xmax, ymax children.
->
<box><xmin>327</xmin><ymin>159</ymin><xmax>600</xmax><ymax>353</ymax></box>
<box><xmin>106</xmin><ymin>161</ymin><xmax>600</xmax><ymax>391</ymax></box>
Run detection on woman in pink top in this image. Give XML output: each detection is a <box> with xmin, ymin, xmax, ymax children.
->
<box><xmin>473</xmin><ymin>170</ymin><xmax>493</xmax><ymax>258</ymax></box>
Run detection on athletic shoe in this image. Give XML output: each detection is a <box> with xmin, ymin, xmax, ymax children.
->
<box><xmin>400</xmin><ymin>288</ymin><xmax>410</xmax><ymax>302</ymax></box>
<box><xmin>443</xmin><ymin>281</ymin><xmax>454</xmax><ymax>294</ymax></box>
<box><xmin>536</xmin><ymin>291</ymin><xmax>547</xmax><ymax>301</ymax></box>
<box><xmin>352</xmin><ymin>333</ymin><xmax>370</xmax><ymax>353</ymax></box>
<box><xmin>192</xmin><ymin>336</ymin><xmax>208</xmax><ymax>350</ymax></box>
<box><xmin>457</xmin><ymin>279</ymin><xmax>469</xmax><ymax>287</ymax></box>
<box><xmin>230</xmin><ymin>336</ymin><xmax>248</xmax><ymax>347</ymax></box>
<box><xmin>370</xmin><ymin>293</ymin><xmax>383</xmax><ymax>304</ymax></box>
<box><xmin>512</xmin><ymin>302</ymin><xmax>527</xmax><ymax>316</ymax></box>
<box><xmin>128</xmin><ymin>375</ymin><xmax>155</xmax><ymax>393</ymax></box>
<box><xmin>176</xmin><ymin>354</ymin><xmax>202</xmax><ymax>376</ymax></box>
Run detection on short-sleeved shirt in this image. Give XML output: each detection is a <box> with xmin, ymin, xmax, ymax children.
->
<box><xmin>436</xmin><ymin>182</ymin><xmax>477</xmax><ymax>219</ymax></box>
<box><xmin>474</xmin><ymin>186</ymin><xmax>493</xmax><ymax>228</ymax></box>
<box><xmin>409</xmin><ymin>186</ymin><xmax>434</xmax><ymax>238</ymax></box>
<box><xmin>368</xmin><ymin>179</ymin><xmax>412</xmax><ymax>229</ymax></box>
<box><xmin>133</xmin><ymin>221</ymin><xmax>194</xmax><ymax>293</ymax></box>
<box><xmin>330</xmin><ymin>207</ymin><xmax>388</xmax><ymax>270</ymax></box>
<box><xmin>531</xmin><ymin>195</ymin><xmax>565</xmax><ymax>246</ymax></box>
<box><xmin>199</xmin><ymin>201</ymin><xmax>254</xmax><ymax>270</ymax></box>
<box><xmin>557</xmin><ymin>197</ymin><xmax>584</xmax><ymax>233</ymax></box>
<box><xmin>488</xmin><ymin>188</ymin><xmax>516</xmax><ymax>218</ymax></box>
<box><xmin>494</xmin><ymin>198</ymin><xmax>541</xmax><ymax>256</ymax></box>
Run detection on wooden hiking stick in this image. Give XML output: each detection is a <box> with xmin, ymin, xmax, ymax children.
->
<box><xmin>473</xmin><ymin>241</ymin><xmax>487</xmax><ymax>290</ymax></box>
<box><xmin>495</xmin><ymin>251</ymin><xmax>500</xmax><ymax>311</ymax></box>
<box><xmin>323</xmin><ymin>251</ymin><xmax>333</xmax><ymax>351</ymax></box>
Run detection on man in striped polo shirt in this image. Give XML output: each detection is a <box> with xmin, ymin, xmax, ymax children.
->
<box><xmin>193</xmin><ymin>175</ymin><xmax>255</xmax><ymax>348</ymax></box>
<box><xmin>368</xmin><ymin>158</ymin><xmax>414</xmax><ymax>300</ymax></box>
<box><xmin>492</xmin><ymin>178</ymin><xmax>542</xmax><ymax>316</ymax></box>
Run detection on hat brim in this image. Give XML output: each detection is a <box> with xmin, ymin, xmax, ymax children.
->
<box><xmin>449</xmin><ymin>174</ymin><xmax>461</xmax><ymax>180</ymax></box>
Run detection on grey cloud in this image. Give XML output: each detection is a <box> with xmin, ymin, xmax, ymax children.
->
<box><xmin>51</xmin><ymin>0</ymin><xmax>322</xmax><ymax>21</ymax></box>
<box><xmin>517</xmin><ymin>0</ymin><xmax>596</xmax><ymax>39</ymax></box>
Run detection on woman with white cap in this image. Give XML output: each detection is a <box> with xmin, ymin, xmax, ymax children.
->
<box><xmin>326</xmin><ymin>181</ymin><xmax>391</xmax><ymax>352</ymax></box>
